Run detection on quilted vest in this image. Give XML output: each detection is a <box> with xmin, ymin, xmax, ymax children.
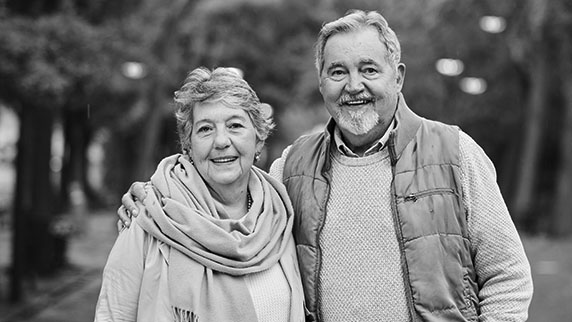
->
<box><xmin>283</xmin><ymin>96</ymin><xmax>479</xmax><ymax>321</ymax></box>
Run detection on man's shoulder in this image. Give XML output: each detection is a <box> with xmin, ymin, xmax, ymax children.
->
<box><xmin>269</xmin><ymin>145</ymin><xmax>292</xmax><ymax>182</ymax></box>
<box><xmin>291</xmin><ymin>131</ymin><xmax>324</xmax><ymax>146</ymax></box>
<box><xmin>419</xmin><ymin>116</ymin><xmax>460</xmax><ymax>132</ymax></box>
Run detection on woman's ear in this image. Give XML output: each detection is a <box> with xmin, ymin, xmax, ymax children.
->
<box><xmin>396</xmin><ymin>63</ymin><xmax>406</xmax><ymax>91</ymax></box>
<box><xmin>255</xmin><ymin>140</ymin><xmax>264</xmax><ymax>155</ymax></box>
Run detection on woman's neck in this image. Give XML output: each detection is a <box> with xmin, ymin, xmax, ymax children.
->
<box><xmin>209</xmin><ymin>184</ymin><xmax>249</xmax><ymax>220</ymax></box>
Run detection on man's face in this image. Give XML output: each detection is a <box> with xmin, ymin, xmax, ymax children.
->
<box><xmin>319</xmin><ymin>27</ymin><xmax>405</xmax><ymax>144</ymax></box>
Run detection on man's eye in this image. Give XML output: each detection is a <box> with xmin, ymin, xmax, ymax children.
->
<box><xmin>363</xmin><ymin>68</ymin><xmax>378</xmax><ymax>75</ymax></box>
<box><xmin>329</xmin><ymin>69</ymin><xmax>346</xmax><ymax>80</ymax></box>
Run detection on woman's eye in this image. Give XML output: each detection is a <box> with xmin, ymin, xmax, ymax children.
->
<box><xmin>229</xmin><ymin>123</ymin><xmax>244</xmax><ymax>129</ymax></box>
<box><xmin>197</xmin><ymin>126</ymin><xmax>212</xmax><ymax>133</ymax></box>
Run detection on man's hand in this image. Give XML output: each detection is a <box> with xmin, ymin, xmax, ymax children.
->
<box><xmin>117</xmin><ymin>181</ymin><xmax>148</xmax><ymax>230</ymax></box>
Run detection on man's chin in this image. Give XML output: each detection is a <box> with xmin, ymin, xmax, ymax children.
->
<box><xmin>337</xmin><ymin>116</ymin><xmax>379</xmax><ymax>136</ymax></box>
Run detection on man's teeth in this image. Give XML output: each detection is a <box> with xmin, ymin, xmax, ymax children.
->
<box><xmin>345</xmin><ymin>100</ymin><xmax>369</xmax><ymax>105</ymax></box>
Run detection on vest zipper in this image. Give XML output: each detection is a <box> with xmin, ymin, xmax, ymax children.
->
<box><xmin>314</xmin><ymin>165</ymin><xmax>331</xmax><ymax>321</ymax></box>
<box><xmin>388</xmin><ymin>133</ymin><xmax>419</xmax><ymax>322</ymax></box>
<box><xmin>399</xmin><ymin>188</ymin><xmax>457</xmax><ymax>203</ymax></box>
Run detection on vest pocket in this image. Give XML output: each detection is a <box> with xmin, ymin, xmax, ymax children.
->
<box><xmin>398</xmin><ymin>188</ymin><xmax>457</xmax><ymax>203</ymax></box>
<box><xmin>396</xmin><ymin>187</ymin><xmax>465</xmax><ymax>238</ymax></box>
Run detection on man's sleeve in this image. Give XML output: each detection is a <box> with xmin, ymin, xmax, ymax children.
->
<box><xmin>459</xmin><ymin>130</ymin><xmax>533</xmax><ymax>322</ymax></box>
<box><xmin>268</xmin><ymin>145</ymin><xmax>292</xmax><ymax>183</ymax></box>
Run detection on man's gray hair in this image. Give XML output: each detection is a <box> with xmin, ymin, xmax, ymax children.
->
<box><xmin>315</xmin><ymin>10</ymin><xmax>401</xmax><ymax>74</ymax></box>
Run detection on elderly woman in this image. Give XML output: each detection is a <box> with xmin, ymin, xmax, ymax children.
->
<box><xmin>94</xmin><ymin>67</ymin><xmax>304</xmax><ymax>322</ymax></box>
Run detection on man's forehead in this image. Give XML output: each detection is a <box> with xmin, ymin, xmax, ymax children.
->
<box><xmin>323</xmin><ymin>31</ymin><xmax>387</xmax><ymax>65</ymax></box>
<box><xmin>325</xmin><ymin>57</ymin><xmax>379</xmax><ymax>69</ymax></box>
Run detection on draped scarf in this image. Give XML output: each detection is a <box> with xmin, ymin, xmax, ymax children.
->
<box><xmin>137</xmin><ymin>154</ymin><xmax>302</xmax><ymax>322</ymax></box>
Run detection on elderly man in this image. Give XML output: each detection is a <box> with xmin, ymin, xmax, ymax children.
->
<box><xmin>119</xmin><ymin>9</ymin><xmax>533</xmax><ymax>322</ymax></box>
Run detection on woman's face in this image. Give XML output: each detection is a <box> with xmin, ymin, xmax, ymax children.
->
<box><xmin>189</xmin><ymin>101</ymin><xmax>262</xmax><ymax>193</ymax></box>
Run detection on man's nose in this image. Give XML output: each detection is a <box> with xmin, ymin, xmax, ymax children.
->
<box><xmin>345</xmin><ymin>72</ymin><xmax>365</xmax><ymax>93</ymax></box>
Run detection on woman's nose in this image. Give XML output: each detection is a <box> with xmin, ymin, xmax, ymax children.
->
<box><xmin>214</xmin><ymin>129</ymin><xmax>231</xmax><ymax>148</ymax></box>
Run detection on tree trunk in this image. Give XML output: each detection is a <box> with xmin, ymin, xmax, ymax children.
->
<box><xmin>511</xmin><ymin>51</ymin><xmax>548</xmax><ymax>223</ymax></box>
<box><xmin>552</xmin><ymin>39</ymin><xmax>572</xmax><ymax>236</ymax></box>
<box><xmin>11</xmin><ymin>105</ymin><xmax>55</xmax><ymax>302</ymax></box>
<box><xmin>132</xmin><ymin>0</ymin><xmax>199</xmax><ymax>180</ymax></box>
<box><xmin>60</xmin><ymin>108</ymin><xmax>89</xmax><ymax>210</ymax></box>
<box><xmin>508</xmin><ymin>0</ymin><xmax>550</xmax><ymax>225</ymax></box>
<box><xmin>133</xmin><ymin>82</ymin><xmax>167</xmax><ymax>180</ymax></box>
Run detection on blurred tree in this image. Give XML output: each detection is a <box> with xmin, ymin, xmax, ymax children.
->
<box><xmin>0</xmin><ymin>0</ymin><xmax>135</xmax><ymax>301</ymax></box>
<box><xmin>96</xmin><ymin>0</ymin><xmax>205</xmax><ymax>200</ymax></box>
<box><xmin>551</xmin><ymin>0</ymin><xmax>572</xmax><ymax>236</ymax></box>
<box><xmin>507</xmin><ymin>0</ymin><xmax>551</xmax><ymax>228</ymax></box>
<box><xmin>504</xmin><ymin>0</ymin><xmax>572</xmax><ymax>235</ymax></box>
<box><xmin>129</xmin><ymin>0</ymin><xmax>199</xmax><ymax>180</ymax></box>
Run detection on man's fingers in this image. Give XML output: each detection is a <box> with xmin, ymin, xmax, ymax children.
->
<box><xmin>117</xmin><ymin>204</ymin><xmax>132</xmax><ymax>227</ymax></box>
<box><xmin>116</xmin><ymin>181</ymin><xmax>148</xmax><ymax>231</ymax></box>
<box><xmin>130</xmin><ymin>181</ymin><xmax>148</xmax><ymax>201</ymax></box>
<box><xmin>121</xmin><ymin>191</ymin><xmax>139</xmax><ymax>217</ymax></box>
<box><xmin>116</xmin><ymin>219</ymin><xmax>125</xmax><ymax>232</ymax></box>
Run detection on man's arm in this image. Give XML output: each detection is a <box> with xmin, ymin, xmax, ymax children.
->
<box><xmin>268</xmin><ymin>145</ymin><xmax>291</xmax><ymax>183</ymax></box>
<box><xmin>459</xmin><ymin>131</ymin><xmax>533</xmax><ymax>321</ymax></box>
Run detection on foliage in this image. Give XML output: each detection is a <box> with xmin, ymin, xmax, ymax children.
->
<box><xmin>0</xmin><ymin>13</ymin><xmax>130</xmax><ymax>114</ymax></box>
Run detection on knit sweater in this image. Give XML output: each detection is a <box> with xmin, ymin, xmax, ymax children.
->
<box><xmin>320</xmin><ymin>148</ymin><xmax>409</xmax><ymax>321</ymax></box>
<box><xmin>269</xmin><ymin>130</ymin><xmax>533</xmax><ymax>322</ymax></box>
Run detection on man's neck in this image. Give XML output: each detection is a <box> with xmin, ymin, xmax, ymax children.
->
<box><xmin>339</xmin><ymin>122</ymin><xmax>391</xmax><ymax>156</ymax></box>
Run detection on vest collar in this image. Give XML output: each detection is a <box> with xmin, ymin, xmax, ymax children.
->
<box><xmin>388</xmin><ymin>93</ymin><xmax>423</xmax><ymax>164</ymax></box>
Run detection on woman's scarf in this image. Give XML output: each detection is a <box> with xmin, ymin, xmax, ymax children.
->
<box><xmin>137</xmin><ymin>154</ymin><xmax>302</xmax><ymax>322</ymax></box>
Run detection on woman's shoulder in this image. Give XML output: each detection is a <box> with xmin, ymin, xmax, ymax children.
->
<box><xmin>116</xmin><ymin>215</ymin><xmax>169</xmax><ymax>263</ymax></box>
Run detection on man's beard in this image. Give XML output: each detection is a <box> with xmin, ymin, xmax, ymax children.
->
<box><xmin>336</xmin><ymin>107</ymin><xmax>379</xmax><ymax>135</ymax></box>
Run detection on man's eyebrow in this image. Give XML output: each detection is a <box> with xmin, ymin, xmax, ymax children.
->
<box><xmin>359</xmin><ymin>58</ymin><xmax>379</xmax><ymax>65</ymax></box>
<box><xmin>325</xmin><ymin>62</ymin><xmax>345</xmax><ymax>71</ymax></box>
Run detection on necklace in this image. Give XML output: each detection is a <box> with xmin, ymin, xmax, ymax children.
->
<box><xmin>247</xmin><ymin>190</ymin><xmax>253</xmax><ymax>211</ymax></box>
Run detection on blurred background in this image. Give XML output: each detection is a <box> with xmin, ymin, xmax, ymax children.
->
<box><xmin>0</xmin><ymin>0</ymin><xmax>571</xmax><ymax>321</ymax></box>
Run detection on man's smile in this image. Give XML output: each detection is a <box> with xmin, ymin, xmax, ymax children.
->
<box><xmin>339</xmin><ymin>96</ymin><xmax>375</xmax><ymax>107</ymax></box>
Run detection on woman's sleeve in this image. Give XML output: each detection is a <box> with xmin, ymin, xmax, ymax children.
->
<box><xmin>94</xmin><ymin>220</ymin><xmax>147</xmax><ymax>321</ymax></box>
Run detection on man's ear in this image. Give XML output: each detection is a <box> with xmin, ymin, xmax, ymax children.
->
<box><xmin>396</xmin><ymin>63</ymin><xmax>406</xmax><ymax>92</ymax></box>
